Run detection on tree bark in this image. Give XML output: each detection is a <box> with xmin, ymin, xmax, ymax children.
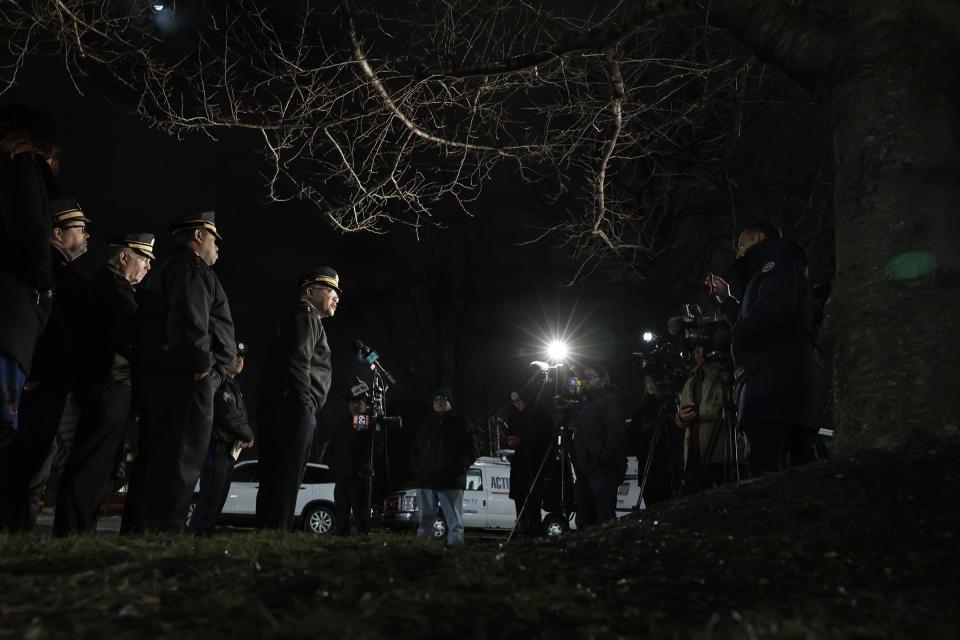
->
<box><xmin>701</xmin><ymin>0</ymin><xmax>960</xmax><ymax>452</ymax></box>
<box><xmin>826</xmin><ymin>0</ymin><xmax>960</xmax><ymax>452</ymax></box>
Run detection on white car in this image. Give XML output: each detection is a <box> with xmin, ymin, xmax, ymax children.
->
<box><xmin>383</xmin><ymin>455</ymin><xmax>643</xmax><ymax>538</ymax></box>
<box><xmin>188</xmin><ymin>460</ymin><xmax>337</xmax><ymax>534</ymax></box>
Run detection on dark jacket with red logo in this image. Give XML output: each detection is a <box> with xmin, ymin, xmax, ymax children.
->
<box><xmin>721</xmin><ymin>238</ymin><xmax>819</xmax><ymax>429</ymax></box>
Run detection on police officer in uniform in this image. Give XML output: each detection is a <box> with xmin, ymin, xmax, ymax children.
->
<box><xmin>54</xmin><ymin>233</ymin><xmax>155</xmax><ymax>536</ymax></box>
<box><xmin>0</xmin><ymin>197</ymin><xmax>93</xmax><ymax>532</ymax></box>
<box><xmin>192</xmin><ymin>341</ymin><xmax>254</xmax><ymax>536</ymax></box>
<box><xmin>124</xmin><ymin>212</ymin><xmax>236</xmax><ymax>533</ymax></box>
<box><xmin>256</xmin><ymin>267</ymin><xmax>339</xmax><ymax>531</ymax></box>
<box><xmin>707</xmin><ymin>220</ymin><xmax>819</xmax><ymax>475</ymax></box>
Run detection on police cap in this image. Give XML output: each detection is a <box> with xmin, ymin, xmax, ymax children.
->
<box><xmin>168</xmin><ymin>210</ymin><xmax>222</xmax><ymax>240</ymax></box>
<box><xmin>298</xmin><ymin>266</ymin><xmax>341</xmax><ymax>295</ymax></box>
<box><xmin>108</xmin><ymin>232</ymin><xmax>156</xmax><ymax>260</ymax></box>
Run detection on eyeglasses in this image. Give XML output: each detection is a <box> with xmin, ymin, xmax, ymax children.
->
<box><xmin>63</xmin><ymin>225</ymin><xmax>87</xmax><ymax>233</ymax></box>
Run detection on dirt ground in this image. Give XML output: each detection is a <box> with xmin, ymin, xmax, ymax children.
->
<box><xmin>1</xmin><ymin>445</ymin><xmax>958</xmax><ymax>639</ymax></box>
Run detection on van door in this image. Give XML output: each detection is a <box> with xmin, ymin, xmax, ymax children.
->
<box><xmin>484</xmin><ymin>467</ymin><xmax>516</xmax><ymax>529</ymax></box>
<box><xmin>461</xmin><ymin>467</ymin><xmax>485</xmax><ymax>529</ymax></box>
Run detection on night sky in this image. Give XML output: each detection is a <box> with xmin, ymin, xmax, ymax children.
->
<box><xmin>4</xmin><ymin>55</ymin><xmax>665</xmax><ymax>436</ymax></box>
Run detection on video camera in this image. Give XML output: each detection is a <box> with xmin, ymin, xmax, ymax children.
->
<box><xmin>529</xmin><ymin>360</ymin><xmax>586</xmax><ymax>408</ymax></box>
<box><xmin>633</xmin><ymin>339</ymin><xmax>689</xmax><ymax>396</ymax></box>
<box><xmin>667</xmin><ymin>304</ymin><xmax>731</xmax><ymax>363</ymax></box>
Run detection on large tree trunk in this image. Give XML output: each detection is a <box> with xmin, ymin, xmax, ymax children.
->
<box><xmin>827</xmin><ymin>0</ymin><xmax>960</xmax><ymax>453</ymax></box>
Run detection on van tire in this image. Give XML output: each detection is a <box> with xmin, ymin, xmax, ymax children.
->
<box><xmin>432</xmin><ymin>515</ymin><xmax>447</xmax><ymax>539</ymax></box>
<box><xmin>542</xmin><ymin>514</ymin><xmax>568</xmax><ymax>537</ymax></box>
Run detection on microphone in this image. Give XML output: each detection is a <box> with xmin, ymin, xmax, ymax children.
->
<box><xmin>353</xmin><ymin>339</ymin><xmax>397</xmax><ymax>386</ymax></box>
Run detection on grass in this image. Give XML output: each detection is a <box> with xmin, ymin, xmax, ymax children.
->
<box><xmin>2</xmin><ymin>446</ymin><xmax>959</xmax><ymax>639</ymax></box>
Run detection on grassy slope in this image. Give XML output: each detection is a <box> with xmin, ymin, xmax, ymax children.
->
<box><xmin>1</xmin><ymin>447</ymin><xmax>958</xmax><ymax>639</ymax></box>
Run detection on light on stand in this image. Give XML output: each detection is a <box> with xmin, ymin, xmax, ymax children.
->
<box><xmin>642</xmin><ymin>331</ymin><xmax>655</xmax><ymax>343</ymax></box>
<box><xmin>547</xmin><ymin>340</ymin><xmax>569</xmax><ymax>362</ymax></box>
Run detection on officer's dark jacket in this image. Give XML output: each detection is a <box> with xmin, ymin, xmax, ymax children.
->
<box><xmin>260</xmin><ymin>299</ymin><xmax>331</xmax><ymax>409</ymax></box>
<box><xmin>0</xmin><ymin>152</ymin><xmax>55</xmax><ymax>373</ymax></box>
<box><xmin>212</xmin><ymin>375</ymin><xmax>253</xmax><ymax>444</ymax></box>
<box><xmin>136</xmin><ymin>243</ymin><xmax>236</xmax><ymax>376</ymax></box>
<box><xmin>721</xmin><ymin>238</ymin><xmax>819</xmax><ymax>428</ymax></box>
<box><xmin>327</xmin><ymin>415</ymin><xmax>374</xmax><ymax>481</ymax></box>
<box><xmin>28</xmin><ymin>246</ymin><xmax>93</xmax><ymax>387</ymax></box>
<box><xmin>410</xmin><ymin>411</ymin><xmax>476</xmax><ymax>490</ymax></box>
<box><xmin>85</xmin><ymin>265</ymin><xmax>137</xmax><ymax>386</ymax></box>
<box><xmin>573</xmin><ymin>385</ymin><xmax>628</xmax><ymax>476</ymax></box>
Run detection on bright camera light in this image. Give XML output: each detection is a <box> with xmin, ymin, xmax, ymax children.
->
<box><xmin>642</xmin><ymin>331</ymin><xmax>655</xmax><ymax>343</ymax></box>
<box><xmin>547</xmin><ymin>340</ymin><xmax>569</xmax><ymax>362</ymax></box>
<box><xmin>152</xmin><ymin>3</ymin><xmax>165</xmax><ymax>11</ymax></box>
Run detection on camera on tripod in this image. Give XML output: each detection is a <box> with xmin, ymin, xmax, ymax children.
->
<box><xmin>529</xmin><ymin>360</ymin><xmax>586</xmax><ymax>407</ymax></box>
<box><xmin>633</xmin><ymin>338</ymin><xmax>689</xmax><ymax>397</ymax></box>
<box><xmin>667</xmin><ymin>304</ymin><xmax>732</xmax><ymax>364</ymax></box>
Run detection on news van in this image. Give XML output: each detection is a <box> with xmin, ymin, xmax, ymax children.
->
<box><xmin>383</xmin><ymin>455</ymin><xmax>643</xmax><ymax>537</ymax></box>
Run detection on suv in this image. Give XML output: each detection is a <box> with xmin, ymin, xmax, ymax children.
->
<box><xmin>187</xmin><ymin>460</ymin><xmax>337</xmax><ymax>534</ymax></box>
<box><xmin>383</xmin><ymin>455</ymin><xmax>643</xmax><ymax>538</ymax></box>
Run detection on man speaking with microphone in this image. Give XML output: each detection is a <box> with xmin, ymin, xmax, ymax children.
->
<box><xmin>256</xmin><ymin>267</ymin><xmax>340</xmax><ymax>531</ymax></box>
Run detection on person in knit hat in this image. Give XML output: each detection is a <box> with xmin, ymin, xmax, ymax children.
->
<box><xmin>409</xmin><ymin>386</ymin><xmax>476</xmax><ymax>544</ymax></box>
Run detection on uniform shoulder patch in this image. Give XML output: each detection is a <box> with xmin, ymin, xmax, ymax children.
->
<box><xmin>761</xmin><ymin>261</ymin><xmax>776</xmax><ymax>273</ymax></box>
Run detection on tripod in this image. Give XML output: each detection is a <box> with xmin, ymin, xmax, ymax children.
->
<box><xmin>636</xmin><ymin>393</ymin><xmax>681</xmax><ymax>506</ymax></box>
<box><xmin>364</xmin><ymin>368</ymin><xmax>400</xmax><ymax>523</ymax></box>
<box><xmin>505</xmin><ymin>366</ymin><xmax>576</xmax><ymax>545</ymax></box>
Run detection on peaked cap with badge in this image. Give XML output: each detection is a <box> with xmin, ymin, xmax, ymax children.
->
<box><xmin>168</xmin><ymin>210</ymin><xmax>222</xmax><ymax>240</ymax></box>
<box><xmin>109</xmin><ymin>233</ymin><xmax>156</xmax><ymax>260</ymax></box>
<box><xmin>298</xmin><ymin>266</ymin><xmax>341</xmax><ymax>295</ymax></box>
<box><xmin>51</xmin><ymin>196</ymin><xmax>91</xmax><ymax>227</ymax></box>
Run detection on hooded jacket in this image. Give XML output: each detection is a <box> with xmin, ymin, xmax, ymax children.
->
<box><xmin>721</xmin><ymin>238</ymin><xmax>819</xmax><ymax>429</ymax></box>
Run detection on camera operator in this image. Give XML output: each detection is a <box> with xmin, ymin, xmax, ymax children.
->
<box><xmin>572</xmin><ymin>364</ymin><xmax>628</xmax><ymax>528</ymax></box>
<box><xmin>327</xmin><ymin>393</ymin><xmax>375</xmax><ymax>536</ymax></box>
<box><xmin>674</xmin><ymin>345</ymin><xmax>732</xmax><ymax>492</ymax></box>
<box><xmin>505</xmin><ymin>387</ymin><xmax>552</xmax><ymax>537</ymax></box>
<box><xmin>706</xmin><ymin>221</ymin><xmax>819</xmax><ymax>475</ymax></box>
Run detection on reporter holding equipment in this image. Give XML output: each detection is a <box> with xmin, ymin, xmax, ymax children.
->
<box><xmin>706</xmin><ymin>220</ymin><xmax>819</xmax><ymax>475</ymax></box>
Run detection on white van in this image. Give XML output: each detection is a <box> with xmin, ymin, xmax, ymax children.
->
<box><xmin>382</xmin><ymin>455</ymin><xmax>643</xmax><ymax>537</ymax></box>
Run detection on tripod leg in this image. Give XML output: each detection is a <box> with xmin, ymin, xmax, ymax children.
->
<box><xmin>506</xmin><ymin>439</ymin><xmax>555</xmax><ymax>544</ymax></box>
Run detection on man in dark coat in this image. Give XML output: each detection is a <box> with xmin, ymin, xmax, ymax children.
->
<box><xmin>572</xmin><ymin>364</ymin><xmax>628</xmax><ymax>529</ymax></box>
<box><xmin>0</xmin><ymin>197</ymin><xmax>93</xmax><ymax>532</ymax></box>
<box><xmin>256</xmin><ymin>267</ymin><xmax>340</xmax><ymax>531</ymax></box>
<box><xmin>123</xmin><ymin>212</ymin><xmax>236</xmax><ymax>533</ymax></box>
<box><xmin>707</xmin><ymin>220</ymin><xmax>820</xmax><ymax>475</ymax></box>
<box><xmin>505</xmin><ymin>388</ymin><xmax>552</xmax><ymax>536</ymax></box>
<box><xmin>192</xmin><ymin>341</ymin><xmax>254</xmax><ymax>536</ymax></box>
<box><xmin>327</xmin><ymin>393</ymin><xmax>375</xmax><ymax>536</ymax></box>
<box><xmin>53</xmin><ymin>234</ymin><xmax>155</xmax><ymax>536</ymax></box>
<box><xmin>0</xmin><ymin>105</ymin><xmax>58</xmax><ymax>450</ymax></box>
<box><xmin>410</xmin><ymin>387</ymin><xmax>476</xmax><ymax>544</ymax></box>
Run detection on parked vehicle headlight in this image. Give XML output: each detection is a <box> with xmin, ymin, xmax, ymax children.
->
<box><xmin>401</xmin><ymin>495</ymin><xmax>417</xmax><ymax>512</ymax></box>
